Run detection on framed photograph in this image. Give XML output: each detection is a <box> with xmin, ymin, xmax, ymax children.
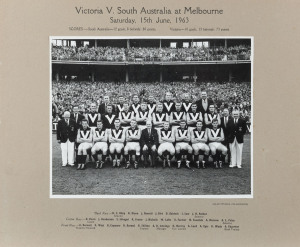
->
<box><xmin>1</xmin><ymin>1</ymin><xmax>300</xmax><ymax>246</ymax></box>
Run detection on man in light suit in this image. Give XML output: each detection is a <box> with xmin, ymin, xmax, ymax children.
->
<box><xmin>220</xmin><ymin>108</ymin><xmax>233</xmax><ymax>163</ymax></box>
<box><xmin>227</xmin><ymin>110</ymin><xmax>247</xmax><ymax>168</ymax></box>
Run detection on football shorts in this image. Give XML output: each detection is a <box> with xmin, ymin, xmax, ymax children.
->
<box><xmin>158</xmin><ymin>143</ymin><xmax>175</xmax><ymax>153</ymax></box>
<box><xmin>175</xmin><ymin>142</ymin><xmax>191</xmax><ymax>150</ymax></box>
<box><xmin>92</xmin><ymin>142</ymin><xmax>108</xmax><ymax>152</ymax></box>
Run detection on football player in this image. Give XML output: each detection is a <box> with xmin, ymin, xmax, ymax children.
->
<box><xmin>130</xmin><ymin>94</ymin><xmax>140</xmax><ymax>114</ymax></box>
<box><xmin>85</xmin><ymin>103</ymin><xmax>101</xmax><ymax>131</ymax></box>
<box><xmin>124</xmin><ymin>119</ymin><xmax>141</xmax><ymax>169</ymax></box>
<box><xmin>208</xmin><ymin>118</ymin><xmax>227</xmax><ymax>169</ymax></box>
<box><xmin>175</xmin><ymin>120</ymin><xmax>193</xmax><ymax>169</ymax></box>
<box><xmin>136</xmin><ymin>102</ymin><xmax>151</xmax><ymax>129</ymax></box>
<box><xmin>116</xmin><ymin>95</ymin><xmax>125</xmax><ymax>114</ymax></box>
<box><xmin>152</xmin><ymin>103</ymin><xmax>169</xmax><ymax>129</ymax></box>
<box><xmin>119</xmin><ymin>102</ymin><xmax>134</xmax><ymax>130</ymax></box>
<box><xmin>157</xmin><ymin>121</ymin><xmax>175</xmax><ymax>168</ymax></box>
<box><xmin>182</xmin><ymin>93</ymin><xmax>193</xmax><ymax>113</ymax></box>
<box><xmin>91</xmin><ymin>120</ymin><xmax>108</xmax><ymax>169</ymax></box>
<box><xmin>204</xmin><ymin>104</ymin><xmax>221</xmax><ymax>128</ymax></box>
<box><xmin>76</xmin><ymin>119</ymin><xmax>93</xmax><ymax>170</ymax></box>
<box><xmin>170</xmin><ymin>102</ymin><xmax>186</xmax><ymax>131</ymax></box>
<box><xmin>147</xmin><ymin>95</ymin><xmax>156</xmax><ymax>115</ymax></box>
<box><xmin>191</xmin><ymin>121</ymin><xmax>210</xmax><ymax>169</ymax></box>
<box><xmin>163</xmin><ymin>92</ymin><xmax>175</xmax><ymax>114</ymax></box>
<box><xmin>187</xmin><ymin>103</ymin><xmax>203</xmax><ymax>129</ymax></box>
<box><xmin>102</xmin><ymin>104</ymin><xmax>117</xmax><ymax>130</ymax></box>
<box><xmin>109</xmin><ymin>119</ymin><xmax>125</xmax><ymax>167</ymax></box>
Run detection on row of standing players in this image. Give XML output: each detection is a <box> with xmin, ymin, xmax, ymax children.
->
<box><xmin>57</xmin><ymin>100</ymin><xmax>247</xmax><ymax>170</ymax></box>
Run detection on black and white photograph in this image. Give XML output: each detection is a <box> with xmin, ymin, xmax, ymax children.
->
<box><xmin>50</xmin><ymin>36</ymin><xmax>253</xmax><ymax>198</ymax></box>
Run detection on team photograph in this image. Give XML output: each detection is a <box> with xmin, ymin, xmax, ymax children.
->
<box><xmin>51</xmin><ymin>37</ymin><xmax>253</xmax><ymax>197</ymax></box>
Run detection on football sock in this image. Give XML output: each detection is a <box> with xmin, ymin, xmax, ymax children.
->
<box><xmin>92</xmin><ymin>154</ymin><xmax>98</xmax><ymax>162</ymax></box>
<box><xmin>82</xmin><ymin>155</ymin><xmax>87</xmax><ymax>164</ymax></box>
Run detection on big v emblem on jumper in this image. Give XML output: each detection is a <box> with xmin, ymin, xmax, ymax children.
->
<box><xmin>112</xmin><ymin>129</ymin><xmax>122</xmax><ymax>139</ymax></box>
<box><xmin>164</xmin><ymin>102</ymin><xmax>173</xmax><ymax>112</ymax></box>
<box><xmin>148</xmin><ymin>104</ymin><xmax>156</xmax><ymax>113</ymax></box>
<box><xmin>132</xmin><ymin>104</ymin><xmax>140</xmax><ymax>113</ymax></box>
<box><xmin>189</xmin><ymin>112</ymin><xmax>200</xmax><ymax>121</ymax></box>
<box><xmin>173</xmin><ymin>112</ymin><xmax>184</xmax><ymax>120</ymax></box>
<box><xmin>128</xmin><ymin>129</ymin><xmax>138</xmax><ymax>137</ymax></box>
<box><xmin>208</xmin><ymin>114</ymin><xmax>216</xmax><ymax>122</ymax></box>
<box><xmin>182</xmin><ymin>102</ymin><xmax>192</xmax><ymax>112</ymax></box>
<box><xmin>95</xmin><ymin>130</ymin><xmax>105</xmax><ymax>138</ymax></box>
<box><xmin>155</xmin><ymin>113</ymin><xmax>165</xmax><ymax>122</ymax></box>
<box><xmin>139</xmin><ymin>111</ymin><xmax>148</xmax><ymax>118</ymax></box>
<box><xmin>88</xmin><ymin>113</ymin><xmax>98</xmax><ymax>123</ymax></box>
<box><xmin>195</xmin><ymin>131</ymin><xmax>205</xmax><ymax>139</ymax></box>
<box><xmin>117</xmin><ymin>105</ymin><xmax>125</xmax><ymax>112</ymax></box>
<box><xmin>80</xmin><ymin>130</ymin><xmax>90</xmax><ymax>139</ymax></box>
<box><xmin>105</xmin><ymin>115</ymin><xmax>116</xmax><ymax>124</ymax></box>
<box><xmin>122</xmin><ymin>112</ymin><xmax>132</xmax><ymax>120</ymax></box>
<box><xmin>162</xmin><ymin>131</ymin><xmax>172</xmax><ymax>139</ymax></box>
<box><xmin>178</xmin><ymin>129</ymin><xmax>188</xmax><ymax>137</ymax></box>
<box><xmin>210</xmin><ymin>128</ymin><xmax>220</xmax><ymax>138</ymax></box>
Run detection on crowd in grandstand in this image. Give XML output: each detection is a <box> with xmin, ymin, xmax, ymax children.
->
<box><xmin>51</xmin><ymin>45</ymin><xmax>251</xmax><ymax>62</ymax></box>
<box><xmin>52</xmin><ymin>81</ymin><xmax>251</xmax><ymax>123</ymax></box>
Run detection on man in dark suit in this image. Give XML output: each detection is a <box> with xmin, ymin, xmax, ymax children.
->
<box><xmin>227</xmin><ymin>110</ymin><xmax>247</xmax><ymax>168</ymax></box>
<box><xmin>70</xmin><ymin>105</ymin><xmax>85</xmax><ymax>128</ymax></box>
<box><xmin>195</xmin><ymin>91</ymin><xmax>214</xmax><ymax>116</ymax></box>
<box><xmin>220</xmin><ymin>108</ymin><xmax>233</xmax><ymax>163</ymax></box>
<box><xmin>98</xmin><ymin>95</ymin><xmax>115</xmax><ymax>114</ymax></box>
<box><xmin>56</xmin><ymin>111</ymin><xmax>77</xmax><ymax>167</ymax></box>
<box><xmin>140</xmin><ymin>120</ymin><xmax>159</xmax><ymax>167</ymax></box>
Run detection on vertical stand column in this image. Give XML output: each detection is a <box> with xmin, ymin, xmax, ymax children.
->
<box><xmin>126</xmin><ymin>67</ymin><xmax>129</xmax><ymax>82</ymax></box>
<box><xmin>160</xmin><ymin>67</ymin><xmax>163</xmax><ymax>82</ymax></box>
<box><xmin>127</xmin><ymin>39</ymin><xmax>130</xmax><ymax>49</ymax></box>
<box><xmin>229</xmin><ymin>69</ymin><xmax>233</xmax><ymax>82</ymax></box>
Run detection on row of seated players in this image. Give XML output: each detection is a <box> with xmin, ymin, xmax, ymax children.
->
<box><xmin>75</xmin><ymin>102</ymin><xmax>224</xmax><ymax>131</ymax></box>
<box><xmin>76</xmin><ymin>117</ymin><xmax>227</xmax><ymax>170</ymax></box>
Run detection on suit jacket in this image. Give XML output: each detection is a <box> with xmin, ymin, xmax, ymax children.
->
<box><xmin>70</xmin><ymin>113</ymin><xmax>85</xmax><ymax>127</ymax></box>
<box><xmin>140</xmin><ymin>128</ymin><xmax>159</xmax><ymax>147</ymax></box>
<box><xmin>56</xmin><ymin>119</ymin><xmax>77</xmax><ymax>143</ymax></box>
<box><xmin>227</xmin><ymin>118</ymin><xmax>247</xmax><ymax>144</ymax></box>
<box><xmin>220</xmin><ymin>115</ymin><xmax>233</xmax><ymax>140</ymax></box>
<box><xmin>195</xmin><ymin>98</ymin><xmax>214</xmax><ymax>115</ymax></box>
<box><xmin>98</xmin><ymin>103</ymin><xmax>115</xmax><ymax>114</ymax></box>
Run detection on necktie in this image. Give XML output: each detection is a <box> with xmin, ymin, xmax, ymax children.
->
<box><xmin>75</xmin><ymin>114</ymin><xmax>78</xmax><ymax>123</ymax></box>
<box><xmin>65</xmin><ymin>119</ymin><xmax>69</xmax><ymax>125</ymax></box>
<box><xmin>225</xmin><ymin>117</ymin><xmax>227</xmax><ymax>127</ymax></box>
<box><xmin>148</xmin><ymin>129</ymin><xmax>151</xmax><ymax>136</ymax></box>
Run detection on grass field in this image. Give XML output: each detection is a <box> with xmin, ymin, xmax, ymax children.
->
<box><xmin>51</xmin><ymin>134</ymin><xmax>251</xmax><ymax>196</ymax></box>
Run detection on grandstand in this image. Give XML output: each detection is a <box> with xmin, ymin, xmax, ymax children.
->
<box><xmin>51</xmin><ymin>38</ymin><xmax>251</xmax><ymax>83</ymax></box>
